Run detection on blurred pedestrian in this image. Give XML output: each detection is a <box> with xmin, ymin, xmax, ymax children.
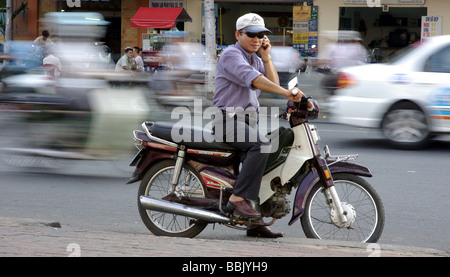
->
<box><xmin>152</xmin><ymin>31</ymin><xmax>209</xmax><ymax>96</ymax></box>
<box><xmin>133</xmin><ymin>46</ymin><xmax>144</xmax><ymax>72</ymax></box>
<box><xmin>42</xmin><ymin>47</ymin><xmax>62</xmax><ymax>78</ymax></box>
<box><xmin>115</xmin><ymin>46</ymin><xmax>136</xmax><ymax>72</ymax></box>
<box><xmin>161</xmin><ymin>31</ymin><xmax>209</xmax><ymax>74</ymax></box>
<box><xmin>319</xmin><ymin>31</ymin><xmax>368</xmax><ymax>91</ymax></box>
<box><xmin>33</xmin><ymin>30</ymin><xmax>54</xmax><ymax>46</ymax></box>
<box><xmin>321</xmin><ymin>32</ymin><xmax>368</xmax><ymax>70</ymax></box>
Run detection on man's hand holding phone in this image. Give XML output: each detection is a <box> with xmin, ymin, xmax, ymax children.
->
<box><xmin>259</xmin><ymin>35</ymin><xmax>271</xmax><ymax>56</ymax></box>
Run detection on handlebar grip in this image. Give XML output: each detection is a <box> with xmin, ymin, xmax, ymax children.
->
<box><xmin>291</xmin><ymin>88</ymin><xmax>299</xmax><ymax>96</ymax></box>
<box><xmin>307</xmin><ymin>100</ymin><xmax>314</xmax><ymax>111</ymax></box>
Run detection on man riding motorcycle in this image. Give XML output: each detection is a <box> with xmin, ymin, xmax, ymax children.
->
<box><xmin>212</xmin><ymin>13</ymin><xmax>304</xmax><ymax>237</ymax></box>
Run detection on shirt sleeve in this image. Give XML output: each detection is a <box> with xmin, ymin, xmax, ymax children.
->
<box><xmin>115</xmin><ymin>56</ymin><xmax>126</xmax><ymax>71</ymax></box>
<box><xmin>220</xmin><ymin>50</ymin><xmax>263</xmax><ymax>89</ymax></box>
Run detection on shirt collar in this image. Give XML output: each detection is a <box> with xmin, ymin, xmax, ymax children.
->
<box><xmin>235</xmin><ymin>42</ymin><xmax>254</xmax><ymax>64</ymax></box>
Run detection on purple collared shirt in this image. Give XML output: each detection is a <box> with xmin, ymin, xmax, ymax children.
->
<box><xmin>213</xmin><ymin>42</ymin><xmax>265</xmax><ymax>111</ymax></box>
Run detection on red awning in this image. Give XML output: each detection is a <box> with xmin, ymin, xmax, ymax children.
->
<box><xmin>131</xmin><ymin>7</ymin><xmax>192</xmax><ymax>29</ymax></box>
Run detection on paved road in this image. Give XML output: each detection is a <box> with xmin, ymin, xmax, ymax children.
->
<box><xmin>0</xmin><ymin>216</ymin><xmax>447</xmax><ymax>257</ymax></box>
<box><xmin>1</xmin><ymin>122</ymin><xmax>450</xmax><ymax>257</ymax></box>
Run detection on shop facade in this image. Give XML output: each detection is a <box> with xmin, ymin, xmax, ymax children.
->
<box><xmin>5</xmin><ymin>0</ymin><xmax>450</xmax><ymax>59</ymax></box>
<box><xmin>211</xmin><ymin>0</ymin><xmax>450</xmax><ymax>57</ymax></box>
<box><xmin>129</xmin><ymin>0</ymin><xmax>450</xmax><ymax>59</ymax></box>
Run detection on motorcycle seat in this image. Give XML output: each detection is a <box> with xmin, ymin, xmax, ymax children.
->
<box><xmin>149</xmin><ymin>122</ymin><xmax>240</xmax><ymax>152</ymax></box>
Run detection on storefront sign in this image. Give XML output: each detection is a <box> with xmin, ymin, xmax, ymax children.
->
<box><xmin>65</xmin><ymin>0</ymin><xmax>112</xmax><ymax>8</ymax></box>
<box><xmin>293</xmin><ymin>21</ymin><xmax>308</xmax><ymax>34</ymax></box>
<box><xmin>421</xmin><ymin>16</ymin><xmax>442</xmax><ymax>42</ymax></box>
<box><xmin>293</xmin><ymin>33</ymin><xmax>309</xmax><ymax>44</ymax></box>
<box><xmin>293</xmin><ymin>6</ymin><xmax>318</xmax><ymax>57</ymax></box>
<box><xmin>293</xmin><ymin>6</ymin><xmax>311</xmax><ymax>21</ymax></box>
<box><xmin>344</xmin><ymin>0</ymin><xmax>425</xmax><ymax>5</ymax></box>
<box><xmin>151</xmin><ymin>0</ymin><xmax>185</xmax><ymax>8</ymax></box>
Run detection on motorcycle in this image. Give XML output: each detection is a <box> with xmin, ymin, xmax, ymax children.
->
<box><xmin>127</xmin><ymin>94</ymin><xmax>385</xmax><ymax>243</ymax></box>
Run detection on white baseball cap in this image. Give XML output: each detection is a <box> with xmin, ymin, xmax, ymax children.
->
<box><xmin>236</xmin><ymin>13</ymin><xmax>271</xmax><ymax>33</ymax></box>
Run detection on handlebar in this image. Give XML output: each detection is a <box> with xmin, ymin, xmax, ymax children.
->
<box><xmin>277</xmin><ymin>96</ymin><xmax>319</xmax><ymax>122</ymax></box>
<box><xmin>290</xmin><ymin>87</ymin><xmax>309</xmax><ymax>104</ymax></box>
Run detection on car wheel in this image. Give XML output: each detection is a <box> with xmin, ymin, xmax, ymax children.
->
<box><xmin>381</xmin><ymin>102</ymin><xmax>431</xmax><ymax>149</ymax></box>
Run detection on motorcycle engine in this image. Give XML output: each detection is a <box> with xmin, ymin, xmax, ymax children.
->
<box><xmin>260</xmin><ymin>179</ymin><xmax>292</xmax><ymax>219</ymax></box>
<box><xmin>260</xmin><ymin>194</ymin><xmax>291</xmax><ymax>219</ymax></box>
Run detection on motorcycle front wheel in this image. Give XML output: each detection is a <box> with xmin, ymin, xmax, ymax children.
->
<box><xmin>137</xmin><ymin>159</ymin><xmax>208</xmax><ymax>238</ymax></box>
<box><xmin>301</xmin><ymin>173</ymin><xmax>385</xmax><ymax>243</ymax></box>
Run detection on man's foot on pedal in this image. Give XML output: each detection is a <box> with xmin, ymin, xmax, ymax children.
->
<box><xmin>226</xmin><ymin>199</ymin><xmax>262</xmax><ymax>218</ymax></box>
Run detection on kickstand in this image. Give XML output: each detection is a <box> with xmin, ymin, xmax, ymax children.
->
<box><xmin>219</xmin><ymin>187</ymin><xmax>225</xmax><ymax>214</ymax></box>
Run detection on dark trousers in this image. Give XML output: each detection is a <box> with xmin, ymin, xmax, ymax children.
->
<box><xmin>213</xmin><ymin>112</ymin><xmax>270</xmax><ymax>201</ymax></box>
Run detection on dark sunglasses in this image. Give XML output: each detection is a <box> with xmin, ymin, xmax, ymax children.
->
<box><xmin>239</xmin><ymin>31</ymin><xmax>265</xmax><ymax>39</ymax></box>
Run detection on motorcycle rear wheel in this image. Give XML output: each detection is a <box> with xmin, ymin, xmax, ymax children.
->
<box><xmin>301</xmin><ymin>173</ymin><xmax>385</xmax><ymax>243</ymax></box>
<box><xmin>137</xmin><ymin>159</ymin><xmax>208</xmax><ymax>238</ymax></box>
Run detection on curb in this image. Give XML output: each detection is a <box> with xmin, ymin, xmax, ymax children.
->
<box><xmin>0</xmin><ymin>217</ymin><xmax>448</xmax><ymax>257</ymax></box>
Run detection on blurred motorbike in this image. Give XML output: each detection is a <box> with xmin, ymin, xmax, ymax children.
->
<box><xmin>127</xmin><ymin>82</ymin><xmax>385</xmax><ymax>242</ymax></box>
<box><xmin>0</xmin><ymin>77</ymin><xmax>155</xmax><ymax>170</ymax></box>
<box><xmin>0</xmin><ymin>12</ymin><xmax>166</xmax><ymax>171</ymax></box>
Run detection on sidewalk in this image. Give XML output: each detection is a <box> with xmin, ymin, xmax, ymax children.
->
<box><xmin>0</xmin><ymin>217</ymin><xmax>448</xmax><ymax>257</ymax></box>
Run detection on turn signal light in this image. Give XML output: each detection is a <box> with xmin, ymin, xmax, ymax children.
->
<box><xmin>321</xmin><ymin>164</ymin><xmax>332</xmax><ymax>180</ymax></box>
<box><xmin>324</xmin><ymin>169</ymin><xmax>331</xmax><ymax>180</ymax></box>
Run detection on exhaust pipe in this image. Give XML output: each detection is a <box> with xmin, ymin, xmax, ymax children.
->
<box><xmin>139</xmin><ymin>196</ymin><xmax>230</xmax><ymax>223</ymax></box>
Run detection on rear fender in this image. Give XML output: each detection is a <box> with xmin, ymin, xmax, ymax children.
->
<box><xmin>126</xmin><ymin>148</ymin><xmax>174</xmax><ymax>184</ymax></box>
<box><xmin>288</xmin><ymin>161</ymin><xmax>372</xmax><ymax>225</ymax></box>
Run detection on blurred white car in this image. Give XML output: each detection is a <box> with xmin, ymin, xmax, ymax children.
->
<box><xmin>328</xmin><ymin>35</ymin><xmax>450</xmax><ymax>149</ymax></box>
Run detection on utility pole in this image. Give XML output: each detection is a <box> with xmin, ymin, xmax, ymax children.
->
<box><xmin>4</xmin><ymin>0</ymin><xmax>12</xmax><ymax>54</ymax></box>
<box><xmin>204</xmin><ymin>0</ymin><xmax>216</xmax><ymax>97</ymax></box>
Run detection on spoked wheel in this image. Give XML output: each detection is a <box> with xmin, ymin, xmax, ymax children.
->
<box><xmin>301</xmin><ymin>173</ymin><xmax>385</xmax><ymax>243</ymax></box>
<box><xmin>137</xmin><ymin>159</ymin><xmax>208</xmax><ymax>238</ymax></box>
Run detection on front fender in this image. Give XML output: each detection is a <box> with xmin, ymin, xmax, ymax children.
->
<box><xmin>288</xmin><ymin>168</ymin><xmax>320</xmax><ymax>226</ymax></box>
<box><xmin>328</xmin><ymin>160</ymin><xmax>372</xmax><ymax>177</ymax></box>
<box><xmin>288</xmin><ymin>161</ymin><xmax>372</xmax><ymax>225</ymax></box>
